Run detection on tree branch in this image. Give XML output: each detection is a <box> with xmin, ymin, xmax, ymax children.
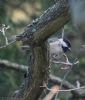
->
<box><xmin>49</xmin><ymin>75</ymin><xmax>85</xmax><ymax>98</ymax></box>
<box><xmin>1</xmin><ymin>58</ymin><xmax>85</xmax><ymax>99</ymax></box>
<box><xmin>16</xmin><ymin>0</ymin><xmax>70</xmax><ymax>45</ymax></box>
<box><xmin>0</xmin><ymin>59</ymin><xmax>28</xmax><ymax>72</ymax></box>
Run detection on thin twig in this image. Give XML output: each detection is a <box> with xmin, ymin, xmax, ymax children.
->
<box><xmin>0</xmin><ymin>40</ymin><xmax>16</xmax><ymax>49</ymax></box>
<box><xmin>0</xmin><ymin>24</ymin><xmax>10</xmax><ymax>45</ymax></box>
<box><xmin>62</xmin><ymin>27</ymin><xmax>64</xmax><ymax>39</ymax></box>
<box><xmin>49</xmin><ymin>53</ymin><xmax>79</xmax><ymax>99</ymax></box>
<box><xmin>49</xmin><ymin>75</ymin><xmax>85</xmax><ymax>98</ymax></box>
<box><xmin>54</xmin><ymin>66</ymin><xmax>72</xmax><ymax>99</ymax></box>
<box><xmin>51</xmin><ymin>60</ymin><xmax>79</xmax><ymax>66</ymax></box>
<box><xmin>54</xmin><ymin>56</ymin><xmax>79</xmax><ymax>99</ymax></box>
<box><xmin>42</xmin><ymin>84</ymin><xmax>85</xmax><ymax>92</ymax></box>
<box><xmin>0</xmin><ymin>24</ymin><xmax>17</xmax><ymax>49</ymax></box>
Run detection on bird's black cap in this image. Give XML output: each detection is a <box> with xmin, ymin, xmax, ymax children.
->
<box><xmin>62</xmin><ymin>38</ymin><xmax>71</xmax><ymax>52</ymax></box>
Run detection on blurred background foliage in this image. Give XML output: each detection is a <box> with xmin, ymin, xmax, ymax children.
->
<box><xmin>0</xmin><ymin>0</ymin><xmax>85</xmax><ymax>100</ymax></box>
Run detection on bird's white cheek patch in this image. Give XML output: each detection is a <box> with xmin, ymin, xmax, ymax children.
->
<box><xmin>58</xmin><ymin>38</ymin><xmax>67</xmax><ymax>47</ymax></box>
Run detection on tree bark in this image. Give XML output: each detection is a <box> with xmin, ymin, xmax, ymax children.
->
<box><xmin>12</xmin><ymin>0</ymin><xmax>70</xmax><ymax>100</ymax></box>
<box><xmin>17</xmin><ymin>0</ymin><xmax>69</xmax><ymax>45</ymax></box>
<box><xmin>23</xmin><ymin>43</ymin><xmax>48</xmax><ymax>100</ymax></box>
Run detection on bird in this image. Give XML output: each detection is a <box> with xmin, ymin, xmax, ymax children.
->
<box><xmin>48</xmin><ymin>37</ymin><xmax>71</xmax><ymax>61</ymax></box>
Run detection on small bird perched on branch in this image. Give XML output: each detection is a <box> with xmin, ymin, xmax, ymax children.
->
<box><xmin>48</xmin><ymin>29</ymin><xmax>71</xmax><ymax>61</ymax></box>
<box><xmin>48</xmin><ymin>37</ymin><xmax>71</xmax><ymax>60</ymax></box>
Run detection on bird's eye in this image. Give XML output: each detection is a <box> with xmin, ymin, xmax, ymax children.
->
<box><xmin>62</xmin><ymin>45</ymin><xmax>71</xmax><ymax>53</ymax></box>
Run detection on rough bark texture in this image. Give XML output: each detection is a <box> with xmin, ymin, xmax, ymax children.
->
<box><xmin>12</xmin><ymin>43</ymin><xmax>48</xmax><ymax>100</ymax></box>
<box><xmin>23</xmin><ymin>43</ymin><xmax>48</xmax><ymax>100</ymax></box>
<box><xmin>12</xmin><ymin>0</ymin><xmax>70</xmax><ymax>100</ymax></box>
<box><xmin>17</xmin><ymin>0</ymin><xmax>69</xmax><ymax>45</ymax></box>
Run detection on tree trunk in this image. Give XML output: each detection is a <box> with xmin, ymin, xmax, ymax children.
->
<box><xmin>12</xmin><ymin>0</ymin><xmax>70</xmax><ymax>100</ymax></box>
